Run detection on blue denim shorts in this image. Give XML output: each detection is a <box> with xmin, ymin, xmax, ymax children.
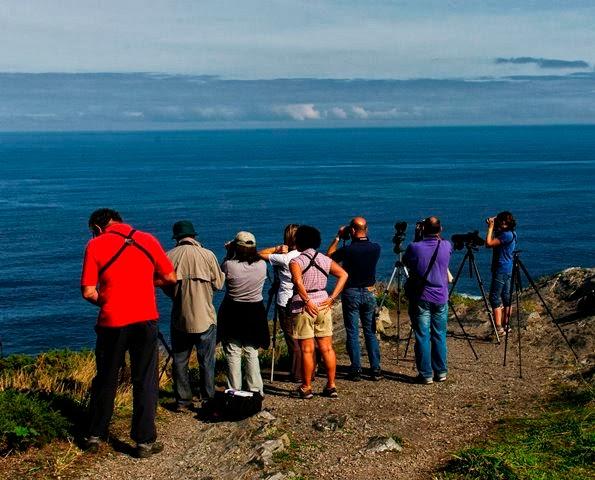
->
<box><xmin>489</xmin><ymin>272</ymin><xmax>512</xmax><ymax>308</ymax></box>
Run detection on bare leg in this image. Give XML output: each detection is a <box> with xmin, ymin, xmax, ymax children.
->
<box><xmin>493</xmin><ymin>306</ymin><xmax>503</xmax><ymax>330</ymax></box>
<box><xmin>316</xmin><ymin>336</ymin><xmax>336</xmax><ymax>388</ymax></box>
<box><xmin>299</xmin><ymin>338</ymin><xmax>315</xmax><ymax>390</ymax></box>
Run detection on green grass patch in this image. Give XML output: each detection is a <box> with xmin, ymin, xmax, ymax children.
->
<box><xmin>450</xmin><ymin>293</ymin><xmax>481</xmax><ymax>309</ymax></box>
<box><xmin>0</xmin><ymin>389</ymin><xmax>70</xmax><ymax>453</ymax></box>
<box><xmin>437</xmin><ymin>385</ymin><xmax>595</xmax><ymax>480</ymax></box>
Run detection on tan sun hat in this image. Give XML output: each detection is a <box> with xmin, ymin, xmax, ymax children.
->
<box><xmin>234</xmin><ymin>231</ymin><xmax>256</xmax><ymax>247</ymax></box>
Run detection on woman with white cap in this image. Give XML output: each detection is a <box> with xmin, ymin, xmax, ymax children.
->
<box><xmin>218</xmin><ymin>231</ymin><xmax>269</xmax><ymax>394</ymax></box>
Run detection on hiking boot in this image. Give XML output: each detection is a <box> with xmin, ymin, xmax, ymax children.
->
<box><xmin>82</xmin><ymin>436</ymin><xmax>101</xmax><ymax>453</ymax></box>
<box><xmin>135</xmin><ymin>442</ymin><xmax>164</xmax><ymax>459</ymax></box>
<box><xmin>346</xmin><ymin>371</ymin><xmax>362</xmax><ymax>382</ymax></box>
<box><xmin>415</xmin><ymin>375</ymin><xmax>433</xmax><ymax>385</ymax></box>
<box><xmin>371</xmin><ymin>369</ymin><xmax>384</xmax><ymax>381</ymax></box>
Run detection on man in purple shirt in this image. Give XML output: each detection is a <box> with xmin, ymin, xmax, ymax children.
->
<box><xmin>403</xmin><ymin>216</ymin><xmax>452</xmax><ymax>384</ymax></box>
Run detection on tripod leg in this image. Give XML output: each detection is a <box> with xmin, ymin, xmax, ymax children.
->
<box><xmin>395</xmin><ymin>268</ymin><xmax>402</xmax><ymax>363</ymax></box>
<box><xmin>517</xmin><ymin>259</ymin><xmax>580</xmax><ymax>362</ymax></box>
<box><xmin>378</xmin><ymin>267</ymin><xmax>398</xmax><ymax>312</ymax></box>
<box><xmin>448</xmin><ymin>300</ymin><xmax>479</xmax><ymax>360</ymax></box>
<box><xmin>515</xmin><ymin>266</ymin><xmax>522</xmax><ymax>378</ymax></box>
<box><xmin>503</xmin><ymin>262</ymin><xmax>516</xmax><ymax>367</ymax></box>
<box><xmin>469</xmin><ymin>256</ymin><xmax>500</xmax><ymax>343</ymax></box>
<box><xmin>449</xmin><ymin>251</ymin><xmax>469</xmax><ymax>297</ymax></box>
<box><xmin>403</xmin><ymin>327</ymin><xmax>413</xmax><ymax>358</ymax></box>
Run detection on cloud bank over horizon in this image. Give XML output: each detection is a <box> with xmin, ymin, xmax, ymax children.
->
<box><xmin>1</xmin><ymin>72</ymin><xmax>594</xmax><ymax>131</ymax></box>
<box><xmin>1</xmin><ymin>1</ymin><xmax>594</xmax><ymax>79</ymax></box>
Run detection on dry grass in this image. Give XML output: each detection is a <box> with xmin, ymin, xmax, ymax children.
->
<box><xmin>0</xmin><ymin>349</ymin><xmax>172</xmax><ymax>408</ymax></box>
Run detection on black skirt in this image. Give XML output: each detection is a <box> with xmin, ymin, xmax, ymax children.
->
<box><xmin>217</xmin><ymin>296</ymin><xmax>270</xmax><ymax>349</ymax></box>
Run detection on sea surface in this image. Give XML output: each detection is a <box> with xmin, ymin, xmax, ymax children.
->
<box><xmin>1</xmin><ymin>126</ymin><xmax>594</xmax><ymax>355</ymax></box>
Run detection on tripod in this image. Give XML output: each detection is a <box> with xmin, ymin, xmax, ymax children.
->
<box><xmin>450</xmin><ymin>243</ymin><xmax>501</xmax><ymax>343</ymax></box>
<box><xmin>376</xmin><ymin>252</ymin><xmax>408</xmax><ymax>360</ymax></box>
<box><xmin>158</xmin><ymin>330</ymin><xmax>174</xmax><ymax>382</ymax></box>
<box><xmin>503</xmin><ymin>251</ymin><xmax>579</xmax><ymax>378</ymax></box>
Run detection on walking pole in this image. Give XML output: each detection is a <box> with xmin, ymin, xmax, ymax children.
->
<box><xmin>264</xmin><ymin>277</ymin><xmax>280</xmax><ymax>382</ymax></box>
<box><xmin>270</xmin><ymin>302</ymin><xmax>279</xmax><ymax>382</ymax></box>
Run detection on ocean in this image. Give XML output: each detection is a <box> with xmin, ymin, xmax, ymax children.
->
<box><xmin>1</xmin><ymin>126</ymin><xmax>594</xmax><ymax>355</ymax></box>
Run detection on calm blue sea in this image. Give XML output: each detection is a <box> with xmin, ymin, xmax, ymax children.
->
<box><xmin>1</xmin><ymin>126</ymin><xmax>594</xmax><ymax>355</ymax></box>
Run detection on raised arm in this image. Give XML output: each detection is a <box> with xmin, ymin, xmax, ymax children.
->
<box><xmin>485</xmin><ymin>217</ymin><xmax>501</xmax><ymax>248</ymax></box>
<box><xmin>258</xmin><ymin>244</ymin><xmax>288</xmax><ymax>260</ymax></box>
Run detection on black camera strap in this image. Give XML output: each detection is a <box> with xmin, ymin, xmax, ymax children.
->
<box><xmin>98</xmin><ymin>229</ymin><xmax>155</xmax><ymax>278</ymax></box>
<box><xmin>420</xmin><ymin>240</ymin><xmax>441</xmax><ymax>283</ymax></box>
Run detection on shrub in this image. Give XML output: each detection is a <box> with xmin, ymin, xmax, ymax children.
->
<box><xmin>0</xmin><ymin>389</ymin><xmax>70</xmax><ymax>453</ymax></box>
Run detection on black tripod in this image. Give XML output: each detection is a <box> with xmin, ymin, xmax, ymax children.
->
<box><xmin>158</xmin><ymin>330</ymin><xmax>174</xmax><ymax>381</ymax></box>
<box><xmin>376</xmin><ymin>254</ymin><xmax>408</xmax><ymax>361</ymax></box>
<box><xmin>449</xmin><ymin>242</ymin><xmax>501</xmax><ymax>343</ymax></box>
<box><xmin>503</xmin><ymin>251</ymin><xmax>579</xmax><ymax>378</ymax></box>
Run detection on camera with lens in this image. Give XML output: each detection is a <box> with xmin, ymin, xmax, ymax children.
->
<box><xmin>451</xmin><ymin>230</ymin><xmax>485</xmax><ymax>251</ymax></box>
<box><xmin>414</xmin><ymin>220</ymin><xmax>425</xmax><ymax>242</ymax></box>
<box><xmin>392</xmin><ymin>221</ymin><xmax>407</xmax><ymax>253</ymax></box>
<box><xmin>338</xmin><ymin>225</ymin><xmax>352</xmax><ymax>241</ymax></box>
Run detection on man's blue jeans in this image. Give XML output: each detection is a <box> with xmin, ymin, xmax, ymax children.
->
<box><xmin>341</xmin><ymin>287</ymin><xmax>381</xmax><ymax>372</ymax></box>
<box><xmin>409</xmin><ymin>300</ymin><xmax>448</xmax><ymax>379</ymax></box>
<box><xmin>171</xmin><ymin>324</ymin><xmax>217</xmax><ymax>405</ymax></box>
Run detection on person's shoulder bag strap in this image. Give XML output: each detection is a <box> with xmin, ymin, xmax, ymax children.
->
<box><xmin>98</xmin><ymin>229</ymin><xmax>155</xmax><ymax>278</ymax></box>
<box><xmin>420</xmin><ymin>240</ymin><xmax>442</xmax><ymax>283</ymax></box>
<box><xmin>301</xmin><ymin>251</ymin><xmax>329</xmax><ymax>278</ymax></box>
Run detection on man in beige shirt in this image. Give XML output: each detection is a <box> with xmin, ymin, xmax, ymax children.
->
<box><xmin>165</xmin><ymin>220</ymin><xmax>225</xmax><ymax>412</ymax></box>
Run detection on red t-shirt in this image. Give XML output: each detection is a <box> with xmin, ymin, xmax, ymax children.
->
<box><xmin>81</xmin><ymin>223</ymin><xmax>174</xmax><ymax>327</ymax></box>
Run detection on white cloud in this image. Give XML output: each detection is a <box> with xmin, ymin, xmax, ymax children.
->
<box><xmin>272</xmin><ymin>103</ymin><xmax>321</xmax><ymax>121</ymax></box>
<box><xmin>122</xmin><ymin>111</ymin><xmax>143</xmax><ymax>118</ymax></box>
<box><xmin>351</xmin><ymin>106</ymin><xmax>369</xmax><ymax>119</ymax></box>
<box><xmin>328</xmin><ymin>106</ymin><xmax>348</xmax><ymax>119</ymax></box>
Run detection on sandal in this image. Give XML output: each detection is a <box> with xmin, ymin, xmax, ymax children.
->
<box><xmin>298</xmin><ymin>386</ymin><xmax>314</xmax><ymax>399</ymax></box>
<box><xmin>322</xmin><ymin>386</ymin><xmax>338</xmax><ymax>398</ymax></box>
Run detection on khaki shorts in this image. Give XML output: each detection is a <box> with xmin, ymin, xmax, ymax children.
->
<box><xmin>292</xmin><ymin>309</ymin><xmax>333</xmax><ymax>339</ymax></box>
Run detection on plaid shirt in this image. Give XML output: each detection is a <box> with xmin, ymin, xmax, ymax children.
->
<box><xmin>289</xmin><ymin>248</ymin><xmax>331</xmax><ymax>313</ymax></box>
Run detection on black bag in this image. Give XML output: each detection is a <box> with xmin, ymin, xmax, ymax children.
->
<box><xmin>214</xmin><ymin>389</ymin><xmax>263</xmax><ymax>420</ymax></box>
<box><xmin>404</xmin><ymin>240</ymin><xmax>441</xmax><ymax>300</ymax></box>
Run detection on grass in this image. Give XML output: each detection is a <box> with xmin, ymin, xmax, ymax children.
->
<box><xmin>0</xmin><ymin>348</ymin><xmax>173</xmax><ymax>456</ymax></box>
<box><xmin>436</xmin><ymin>385</ymin><xmax>595</xmax><ymax>480</ymax></box>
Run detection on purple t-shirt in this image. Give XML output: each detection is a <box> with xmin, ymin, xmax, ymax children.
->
<box><xmin>403</xmin><ymin>237</ymin><xmax>452</xmax><ymax>304</ymax></box>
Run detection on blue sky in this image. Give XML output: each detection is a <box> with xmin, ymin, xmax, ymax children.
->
<box><xmin>0</xmin><ymin>1</ymin><xmax>594</xmax><ymax>129</ymax></box>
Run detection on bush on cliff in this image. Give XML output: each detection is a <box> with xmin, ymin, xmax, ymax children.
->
<box><xmin>0</xmin><ymin>389</ymin><xmax>70</xmax><ymax>453</ymax></box>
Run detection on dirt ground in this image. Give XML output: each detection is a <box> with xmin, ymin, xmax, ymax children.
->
<box><xmin>73</xmin><ymin>319</ymin><xmax>580</xmax><ymax>480</ymax></box>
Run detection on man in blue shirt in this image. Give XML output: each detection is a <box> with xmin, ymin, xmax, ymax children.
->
<box><xmin>486</xmin><ymin>211</ymin><xmax>517</xmax><ymax>336</ymax></box>
<box><xmin>403</xmin><ymin>216</ymin><xmax>452</xmax><ymax>384</ymax></box>
<box><xmin>328</xmin><ymin>217</ymin><xmax>382</xmax><ymax>381</ymax></box>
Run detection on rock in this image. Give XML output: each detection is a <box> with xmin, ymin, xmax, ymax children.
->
<box><xmin>375</xmin><ymin>306</ymin><xmax>393</xmax><ymax>334</ymax></box>
<box><xmin>361</xmin><ymin>436</ymin><xmax>403</xmax><ymax>454</ymax></box>
<box><xmin>252</xmin><ymin>437</ymin><xmax>287</xmax><ymax>466</ymax></box>
<box><xmin>255</xmin><ymin>410</ymin><xmax>277</xmax><ymax>423</ymax></box>
<box><xmin>312</xmin><ymin>414</ymin><xmax>348</xmax><ymax>432</ymax></box>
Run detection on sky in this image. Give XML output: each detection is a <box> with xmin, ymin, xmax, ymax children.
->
<box><xmin>0</xmin><ymin>1</ymin><xmax>594</xmax><ymax>129</ymax></box>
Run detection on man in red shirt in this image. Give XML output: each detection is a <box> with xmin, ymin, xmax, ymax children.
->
<box><xmin>81</xmin><ymin>208</ymin><xmax>176</xmax><ymax>458</ymax></box>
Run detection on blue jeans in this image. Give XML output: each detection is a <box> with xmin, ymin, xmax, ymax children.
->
<box><xmin>171</xmin><ymin>324</ymin><xmax>217</xmax><ymax>405</ymax></box>
<box><xmin>341</xmin><ymin>288</ymin><xmax>381</xmax><ymax>372</ymax></box>
<box><xmin>409</xmin><ymin>300</ymin><xmax>448</xmax><ymax>379</ymax></box>
<box><xmin>489</xmin><ymin>272</ymin><xmax>512</xmax><ymax>308</ymax></box>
